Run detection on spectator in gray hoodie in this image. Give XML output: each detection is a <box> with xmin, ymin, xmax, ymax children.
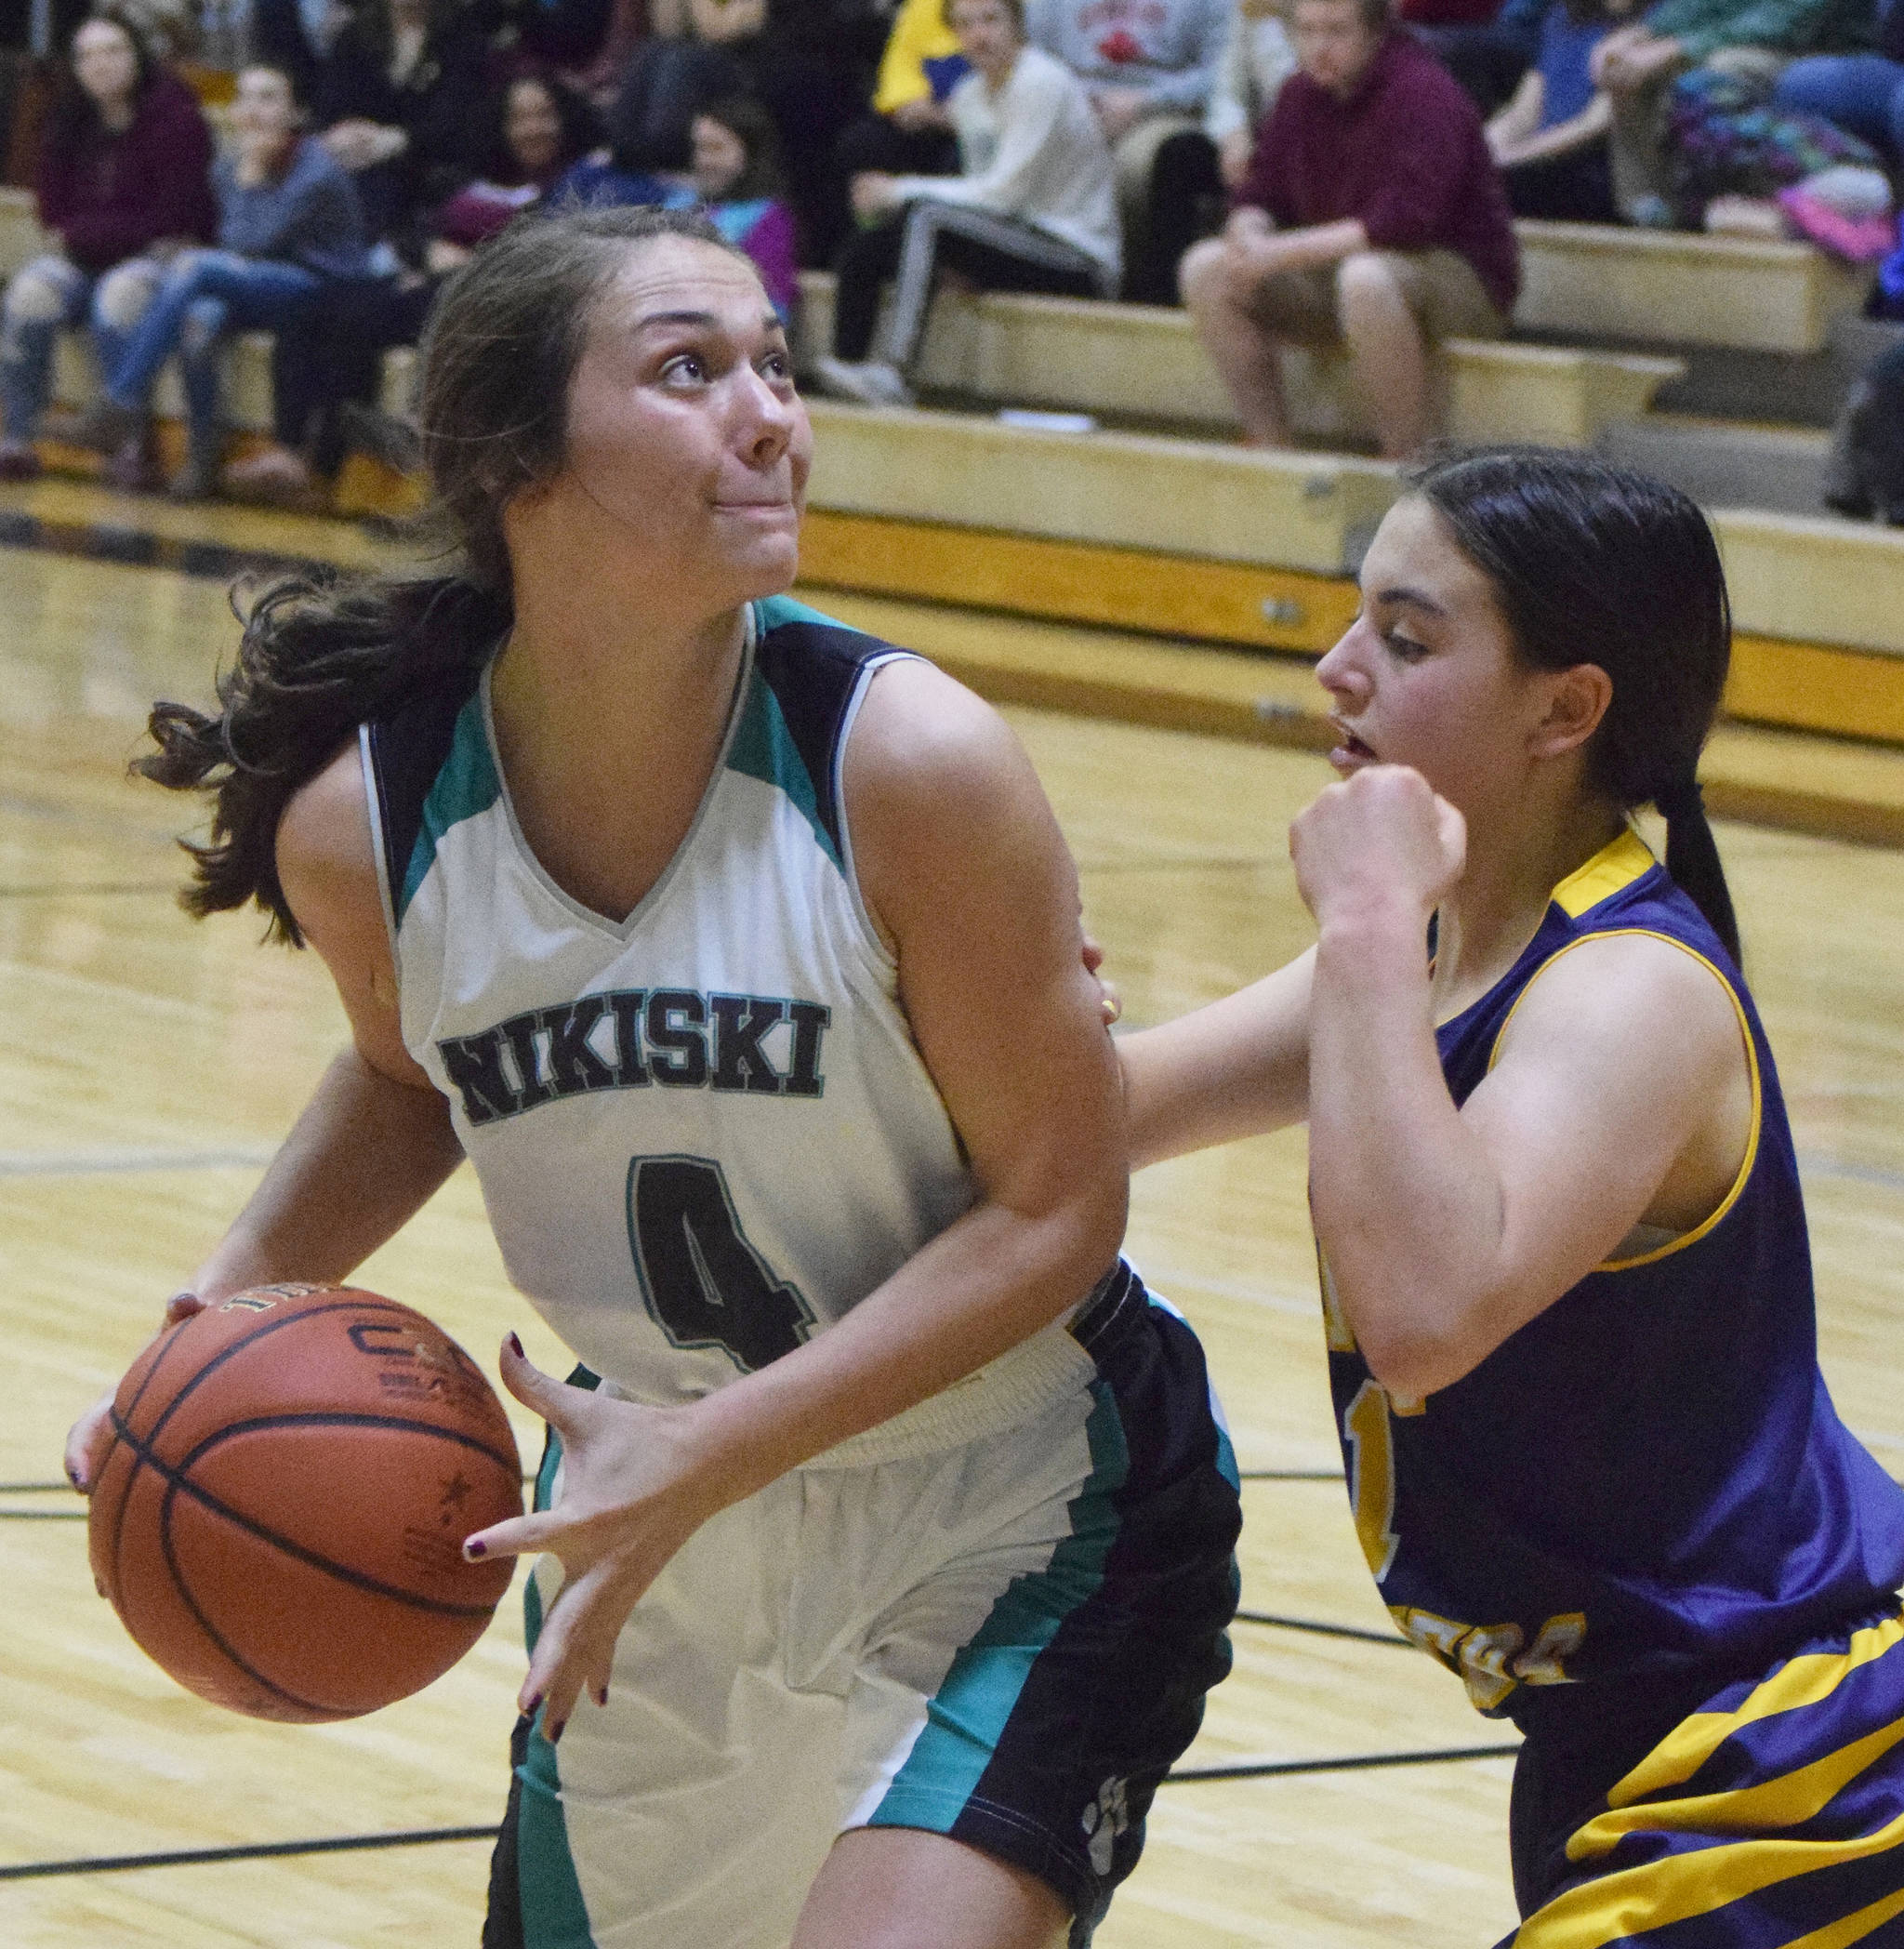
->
<box><xmin>1026</xmin><ymin>0</ymin><xmax>1230</xmax><ymax>297</ymax></box>
<box><xmin>75</xmin><ymin>61</ymin><xmax>375</xmax><ymax>497</ymax></box>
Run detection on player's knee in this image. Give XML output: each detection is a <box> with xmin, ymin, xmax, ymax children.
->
<box><xmin>95</xmin><ymin>268</ymin><xmax>155</xmax><ymax>333</ymax></box>
<box><xmin>5</xmin><ymin>266</ymin><xmax>70</xmax><ymax>327</ymax></box>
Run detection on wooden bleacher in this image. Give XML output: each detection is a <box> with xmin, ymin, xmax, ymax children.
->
<box><xmin>6</xmin><ymin>186</ymin><xmax>1904</xmax><ymax>765</ymax></box>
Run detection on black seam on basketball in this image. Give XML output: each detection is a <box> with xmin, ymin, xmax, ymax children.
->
<box><xmin>107</xmin><ymin>1319</ymin><xmax>205</xmax><ymax>1618</ymax></box>
<box><xmin>109</xmin><ymin>1302</ymin><xmax>415</xmax><ymax>1606</ymax></box>
<box><xmin>106</xmin><ymin>1296</ymin><xmax>447</xmax><ymax>1608</ymax></box>
<box><xmin>133</xmin><ymin>1299</ymin><xmax>417</xmax><ymax>1451</ymax></box>
<box><xmin>110</xmin><ymin>1408</ymin><xmax>505</xmax><ymax>1621</ymax></box>
<box><xmin>157</xmin><ymin>1475</ymin><xmax>336</xmax><ymax>1717</ymax></box>
<box><xmin>177</xmin><ymin>1412</ymin><xmax>518</xmax><ymax>1486</ymax></box>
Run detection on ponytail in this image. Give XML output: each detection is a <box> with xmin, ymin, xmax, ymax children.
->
<box><xmin>1654</xmin><ymin>777</ymin><xmax>1740</xmax><ymax>964</ymax></box>
<box><xmin>138</xmin><ymin>576</ymin><xmax>509</xmax><ymax>944</ymax></box>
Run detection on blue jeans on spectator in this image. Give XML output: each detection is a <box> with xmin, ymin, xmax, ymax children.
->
<box><xmin>103</xmin><ymin>249</ymin><xmax>324</xmax><ymax>460</ymax></box>
<box><xmin>1772</xmin><ymin>54</ymin><xmax>1904</xmax><ymax>161</ymax></box>
<box><xmin>0</xmin><ymin>253</ymin><xmax>160</xmax><ymax>445</ymax></box>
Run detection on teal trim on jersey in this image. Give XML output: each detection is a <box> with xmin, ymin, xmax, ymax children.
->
<box><xmin>752</xmin><ymin>593</ymin><xmax>840</xmax><ymax>632</ymax></box>
<box><xmin>1213</xmin><ymin>1417</ymin><xmax>1240</xmax><ymax>1493</ymax></box>
<box><xmin>867</xmin><ymin>1382</ymin><xmax>1130</xmax><ymax>1832</ymax></box>
<box><xmin>512</xmin><ymin>1369</ymin><xmax>602</xmax><ymax>1949</ymax></box>
<box><xmin>397</xmin><ymin>690</ymin><xmax>502</xmax><ymax>926</ymax></box>
<box><xmin>724</xmin><ymin>663</ymin><xmax>841</xmax><ymax>872</ymax></box>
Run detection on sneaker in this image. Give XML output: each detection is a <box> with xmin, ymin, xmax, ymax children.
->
<box><xmin>221</xmin><ymin>444</ymin><xmax>316</xmax><ymax>507</ymax></box>
<box><xmin>811</xmin><ymin>356</ymin><xmax>914</xmax><ymax>407</ymax></box>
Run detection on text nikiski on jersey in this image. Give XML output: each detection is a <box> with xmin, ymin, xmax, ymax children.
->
<box><xmin>438</xmin><ymin>987</ymin><xmax>833</xmax><ymax>1126</ymax></box>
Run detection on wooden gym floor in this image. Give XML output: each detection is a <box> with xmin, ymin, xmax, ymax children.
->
<box><xmin>6</xmin><ymin>486</ymin><xmax>1904</xmax><ymax>1947</ymax></box>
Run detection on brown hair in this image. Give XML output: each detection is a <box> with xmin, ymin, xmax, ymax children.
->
<box><xmin>1409</xmin><ymin>446</ymin><xmax>1739</xmax><ymax>961</ymax></box>
<box><xmin>139</xmin><ymin>206</ymin><xmax>751</xmax><ymax>943</ymax></box>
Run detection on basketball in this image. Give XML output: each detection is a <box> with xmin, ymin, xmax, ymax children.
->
<box><xmin>86</xmin><ymin>1282</ymin><xmax>522</xmax><ymax>1724</ymax></box>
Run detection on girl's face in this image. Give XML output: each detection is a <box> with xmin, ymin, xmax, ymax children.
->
<box><xmin>1316</xmin><ymin>497</ymin><xmax>1574</xmax><ymax>822</ymax></box>
<box><xmin>949</xmin><ymin>0</ymin><xmax>1020</xmax><ymax>73</ymax></box>
<box><xmin>73</xmin><ymin>20</ymin><xmax>138</xmax><ymax>109</ymax></box>
<box><xmin>690</xmin><ymin>115</ymin><xmax>747</xmax><ymax>202</ymax></box>
<box><xmin>522</xmin><ymin>236</ymin><xmax>811</xmax><ymax>605</ymax></box>
<box><xmin>506</xmin><ymin>80</ymin><xmax>563</xmax><ymax>179</ymax></box>
<box><xmin>232</xmin><ymin>67</ymin><xmax>299</xmax><ymax>143</ymax></box>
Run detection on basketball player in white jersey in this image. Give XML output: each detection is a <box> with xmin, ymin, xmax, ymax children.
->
<box><xmin>67</xmin><ymin>206</ymin><xmax>1240</xmax><ymax>1949</ymax></box>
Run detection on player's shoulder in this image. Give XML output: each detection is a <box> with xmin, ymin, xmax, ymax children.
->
<box><xmin>1499</xmin><ymin>921</ymin><xmax>1745</xmax><ymax>1081</ymax></box>
<box><xmin>277</xmin><ymin>736</ymin><xmax>383</xmax><ymax>947</ymax></box>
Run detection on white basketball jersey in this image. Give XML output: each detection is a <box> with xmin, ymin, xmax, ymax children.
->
<box><xmin>363</xmin><ymin>596</ymin><xmax>1096</xmax><ymax>1457</ymax></box>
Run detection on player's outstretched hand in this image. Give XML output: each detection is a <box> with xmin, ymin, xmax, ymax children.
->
<box><xmin>462</xmin><ymin>1334</ymin><xmax>730</xmax><ymax>1742</ymax></box>
<box><xmin>1289</xmin><ymin>764</ymin><xmax>1465</xmax><ymax>935</ymax></box>
<box><xmin>64</xmin><ymin>1291</ymin><xmax>209</xmax><ymax>1499</ymax></box>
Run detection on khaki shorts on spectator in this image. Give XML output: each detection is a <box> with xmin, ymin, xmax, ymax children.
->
<box><xmin>1242</xmin><ymin>248</ymin><xmax>1505</xmax><ymax>345</ymax></box>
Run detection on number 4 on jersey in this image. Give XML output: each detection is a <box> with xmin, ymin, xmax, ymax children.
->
<box><xmin>626</xmin><ymin>1154</ymin><xmax>817</xmax><ymax>1372</ymax></box>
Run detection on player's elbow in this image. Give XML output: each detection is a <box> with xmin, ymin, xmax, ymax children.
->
<box><xmin>1356</xmin><ymin>1324</ymin><xmax>1474</xmax><ymax>1401</ymax></box>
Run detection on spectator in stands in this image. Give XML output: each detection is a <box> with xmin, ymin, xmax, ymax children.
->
<box><xmin>833</xmin><ymin>0</ymin><xmax>968</xmax><ymax>194</ymax></box>
<box><xmin>1423</xmin><ymin>0</ymin><xmax>1548</xmax><ymax>118</ymax></box>
<box><xmin>816</xmin><ymin>0</ymin><xmax>1117</xmax><ymax>404</ymax></box>
<box><xmin>675</xmin><ymin>0</ymin><xmax>874</xmax><ymax>262</ymax></box>
<box><xmin>690</xmin><ymin>95</ymin><xmax>799</xmax><ymax>314</ymax></box>
<box><xmin>253</xmin><ymin>0</ymin><xmax>353</xmax><ymax>105</ymax></box>
<box><xmin>602</xmin><ymin>0</ymin><xmax>745</xmax><ymax>173</ymax></box>
<box><xmin>312</xmin><ymin>0</ymin><xmax>494</xmax><ymax>239</ymax></box>
<box><xmin>1208</xmin><ymin>0</ymin><xmax>1298</xmax><ymax>187</ymax></box>
<box><xmin>229</xmin><ymin>64</ymin><xmax>599</xmax><ymax>504</ymax></box>
<box><xmin>1485</xmin><ymin>0</ymin><xmax>1631</xmax><ymax>217</ymax></box>
<box><xmin>0</xmin><ymin>6</ymin><xmax>214</xmax><ymax>484</ymax></box>
<box><xmin>1180</xmin><ymin>0</ymin><xmax>1518</xmax><ymax>457</ymax></box>
<box><xmin>1772</xmin><ymin>0</ymin><xmax>1904</xmax><ymax>162</ymax></box>
<box><xmin>1589</xmin><ymin>0</ymin><xmax>1873</xmax><ymax>219</ymax></box>
<box><xmin>74</xmin><ymin>61</ymin><xmax>373</xmax><ymax>496</ymax></box>
<box><xmin>1025</xmin><ymin>0</ymin><xmax>1227</xmax><ymax>299</ymax></box>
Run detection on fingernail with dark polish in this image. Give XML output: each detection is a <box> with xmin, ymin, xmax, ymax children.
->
<box><xmin>523</xmin><ymin>1692</ymin><xmax>543</xmax><ymax>1720</ymax></box>
<box><xmin>593</xmin><ymin>1683</ymin><xmax>608</xmax><ymax>1707</ymax></box>
<box><xmin>508</xmin><ymin>1332</ymin><xmax>524</xmax><ymax>1359</ymax></box>
<box><xmin>548</xmin><ymin>1718</ymin><xmax>565</xmax><ymax>1745</ymax></box>
<box><xmin>464</xmin><ymin>1539</ymin><xmax>486</xmax><ymax>1559</ymax></box>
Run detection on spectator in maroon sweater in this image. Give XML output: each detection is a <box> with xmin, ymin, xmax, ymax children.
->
<box><xmin>1180</xmin><ymin>0</ymin><xmax>1519</xmax><ymax>457</ymax></box>
<box><xmin>0</xmin><ymin>6</ymin><xmax>215</xmax><ymax>482</ymax></box>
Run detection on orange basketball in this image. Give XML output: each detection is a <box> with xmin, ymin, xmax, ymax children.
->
<box><xmin>87</xmin><ymin>1282</ymin><xmax>522</xmax><ymax>1723</ymax></box>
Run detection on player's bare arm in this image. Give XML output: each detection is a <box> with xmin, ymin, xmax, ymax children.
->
<box><xmin>64</xmin><ymin>744</ymin><xmax>462</xmax><ymax>1493</ymax></box>
<box><xmin>1117</xmin><ymin>948</ymin><xmax>1315</xmax><ymax>1169</ymax></box>
<box><xmin>465</xmin><ymin>658</ymin><xmax>1129</xmax><ymax>1729</ymax></box>
<box><xmin>1302</xmin><ymin>763</ymin><xmax>1752</xmax><ymax>1400</ymax></box>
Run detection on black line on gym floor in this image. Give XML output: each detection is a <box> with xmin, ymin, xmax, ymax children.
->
<box><xmin>1233</xmin><ymin>1610</ymin><xmax>1410</xmax><ymax>1648</ymax></box>
<box><xmin>0</xmin><ymin>1509</ymin><xmax>86</xmax><ymax>1519</ymax></box>
<box><xmin>0</xmin><ymin>509</ymin><xmax>332</xmax><ymax>585</ymax></box>
<box><xmin>0</xmin><ymin>1825</ymin><xmax>503</xmax><ymax>1881</ymax></box>
<box><xmin>0</xmin><ymin>1743</ymin><xmax>1526</xmax><ymax>1877</ymax></box>
<box><xmin>0</xmin><ymin>1480</ymin><xmax>75</xmax><ymax>1492</ymax></box>
<box><xmin>1237</xmin><ymin>1468</ymin><xmax>1343</xmax><ymax>1481</ymax></box>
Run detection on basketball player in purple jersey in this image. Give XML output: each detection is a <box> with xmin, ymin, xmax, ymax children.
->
<box><xmin>1120</xmin><ymin>449</ymin><xmax>1904</xmax><ymax>1943</ymax></box>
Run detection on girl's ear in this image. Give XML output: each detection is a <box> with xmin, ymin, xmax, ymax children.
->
<box><xmin>1530</xmin><ymin>662</ymin><xmax>1612</xmax><ymax>762</ymax></box>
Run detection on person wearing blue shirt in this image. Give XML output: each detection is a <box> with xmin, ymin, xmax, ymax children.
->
<box><xmin>1484</xmin><ymin>0</ymin><xmax>1633</xmax><ymax>216</ymax></box>
<box><xmin>74</xmin><ymin>62</ymin><xmax>373</xmax><ymax>497</ymax></box>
